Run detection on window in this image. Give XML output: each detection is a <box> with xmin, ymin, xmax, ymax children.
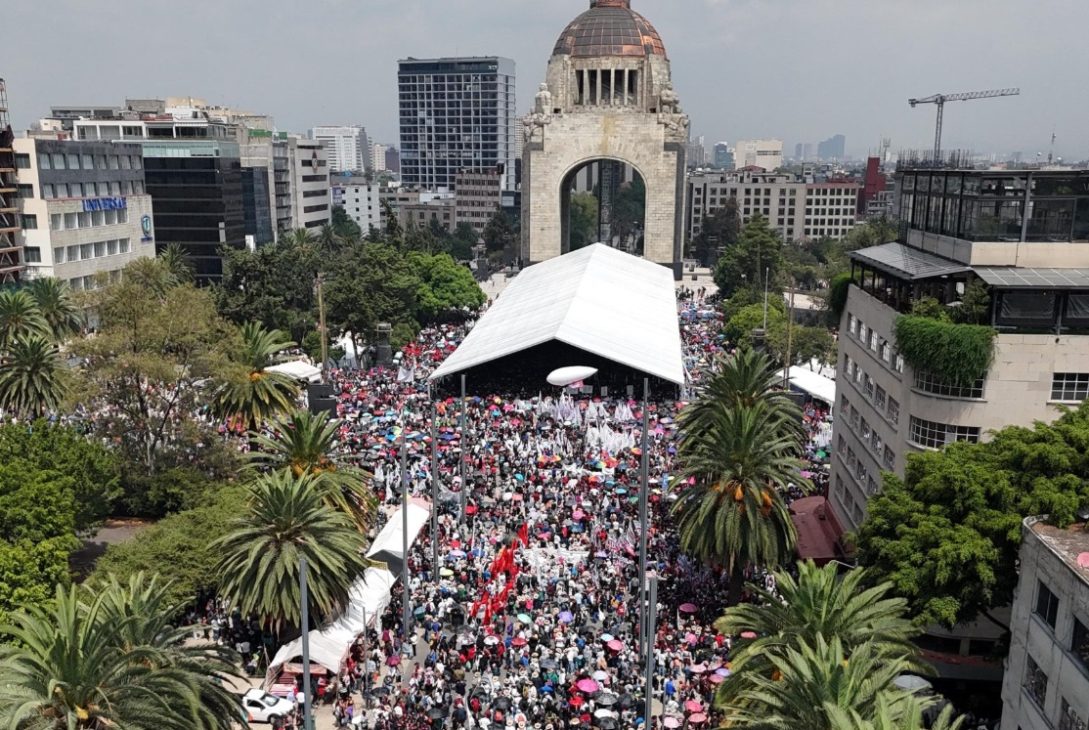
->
<box><xmin>863</xmin><ymin>373</ymin><xmax>875</xmax><ymax>400</ymax></box>
<box><xmin>1052</xmin><ymin>373</ymin><xmax>1089</xmax><ymax>402</ymax></box>
<box><xmin>860</xmin><ymin>418</ymin><xmax>872</xmax><ymax>441</ymax></box>
<box><xmin>50</xmin><ymin>214</ymin><xmax>62</xmax><ymax>231</ymax></box>
<box><xmin>94</xmin><ymin>241</ymin><xmax>106</xmax><ymax>258</ymax></box>
<box><xmin>64</xmin><ymin>213</ymin><xmax>78</xmax><ymax>229</ymax></box>
<box><xmin>1060</xmin><ymin>699</ymin><xmax>1087</xmax><ymax>730</ymax></box>
<box><xmin>869</xmin><ymin>331</ymin><xmax>878</xmax><ymax>352</ymax></box>
<box><xmin>859</xmin><ymin>324</ymin><xmax>867</xmax><ymax>343</ymax></box>
<box><xmin>909</xmin><ymin>416</ymin><xmax>980</xmax><ymax>449</ymax></box>
<box><xmin>895</xmin><ymin>353</ymin><xmax>905</xmax><ymax>373</ymax></box>
<box><xmin>880</xmin><ymin>340</ymin><xmax>891</xmax><ymax>363</ymax></box>
<box><xmin>14</xmin><ymin>153</ymin><xmax>30</xmax><ymax>169</ymax></box>
<box><xmin>80</xmin><ymin>244</ymin><xmax>93</xmax><ymax>261</ymax></box>
<box><xmin>20</xmin><ymin>214</ymin><xmax>37</xmax><ymax>230</ymax></box>
<box><xmin>54</xmin><ymin>247</ymin><xmax>65</xmax><ymax>264</ymax></box>
<box><xmin>1024</xmin><ymin>655</ymin><xmax>1048</xmax><ymax>708</ymax></box>
<box><xmin>66</xmin><ymin>245</ymin><xmax>78</xmax><ymax>262</ymax></box>
<box><xmin>887</xmin><ymin>398</ymin><xmax>900</xmax><ymax>425</ymax></box>
<box><xmin>119</xmin><ymin>238</ymin><xmax>131</xmax><ymax>254</ymax></box>
<box><xmin>16</xmin><ymin>184</ymin><xmax>33</xmax><ymax>199</ymax></box>
<box><xmin>23</xmin><ymin>247</ymin><xmax>41</xmax><ymax>263</ymax></box>
<box><xmin>38</xmin><ymin>153</ymin><xmax>51</xmax><ymax>170</ymax></box>
<box><xmin>66</xmin><ymin>153</ymin><xmax>80</xmax><ymax>170</ymax></box>
<box><xmin>51</xmin><ymin>153</ymin><xmax>65</xmax><ymax>169</ymax></box>
<box><xmin>1073</xmin><ymin>617</ymin><xmax>1089</xmax><ymax>672</ymax></box>
<box><xmin>107</xmin><ymin>240</ymin><xmax>118</xmax><ymax>256</ymax></box>
<box><xmin>874</xmin><ymin>385</ymin><xmax>887</xmax><ymax>411</ymax></box>
<box><xmin>915</xmin><ymin>370</ymin><xmax>985</xmax><ymax>399</ymax></box>
<box><xmin>42</xmin><ymin>184</ymin><xmax>54</xmax><ymax>199</ymax></box>
<box><xmin>883</xmin><ymin>446</ymin><xmax>895</xmax><ymax>470</ymax></box>
<box><xmin>1035</xmin><ymin>581</ymin><xmax>1059</xmax><ymax>630</ymax></box>
<box><xmin>81</xmin><ymin>154</ymin><xmax>93</xmax><ymax>170</ymax></box>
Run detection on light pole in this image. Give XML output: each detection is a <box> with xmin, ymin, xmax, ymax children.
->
<box><xmin>299</xmin><ymin>557</ymin><xmax>314</xmax><ymax>730</ymax></box>
<box><xmin>430</xmin><ymin>390</ymin><xmax>439</xmax><ymax>578</ymax></box>
<box><xmin>637</xmin><ymin>377</ymin><xmax>649</xmax><ymax>662</ymax></box>
<box><xmin>459</xmin><ymin>373</ymin><xmax>467</xmax><ymax>520</ymax></box>
<box><xmin>400</xmin><ymin>430</ymin><xmax>412</xmax><ymax>680</ymax></box>
<box><xmin>644</xmin><ymin>572</ymin><xmax>658</xmax><ymax>728</ymax></box>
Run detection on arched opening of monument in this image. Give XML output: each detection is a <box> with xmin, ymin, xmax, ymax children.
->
<box><xmin>560</xmin><ymin>159</ymin><xmax>646</xmax><ymax>256</ymax></box>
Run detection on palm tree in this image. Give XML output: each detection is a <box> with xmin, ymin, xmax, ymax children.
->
<box><xmin>213</xmin><ymin>322</ymin><xmax>299</xmax><ymax>430</ymax></box>
<box><xmin>0</xmin><ymin>288</ymin><xmax>51</xmax><ymax>347</ymax></box>
<box><xmin>0</xmin><ymin>335</ymin><xmax>68</xmax><ymax>418</ymax></box>
<box><xmin>214</xmin><ymin>470</ymin><xmax>370</xmax><ymax>631</ymax></box>
<box><xmin>25</xmin><ymin>278</ymin><xmax>83</xmax><ymax>340</ymax></box>
<box><xmin>0</xmin><ymin>580</ymin><xmax>241</xmax><ymax>730</ymax></box>
<box><xmin>715</xmin><ymin>561</ymin><xmax>925</xmax><ymax>708</ymax></box>
<box><xmin>671</xmin><ymin>401</ymin><xmax>806</xmax><ymax>603</ymax></box>
<box><xmin>826</xmin><ymin>698</ymin><xmax>965</xmax><ymax>730</ymax></box>
<box><xmin>281</xmin><ymin>228</ymin><xmax>317</xmax><ymax>248</ymax></box>
<box><xmin>250</xmin><ymin>409</ymin><xmax>376</xmax><ymax>530</ymax></box>
<box><xmin>721</xmin><ymin>635</ymin><xmax>924</xmax><ymax>730</ymax></box>
<box><xmin>158</xmin><ymin>243</ymin><xmax>194</xmax><ymax>284</ymax></box>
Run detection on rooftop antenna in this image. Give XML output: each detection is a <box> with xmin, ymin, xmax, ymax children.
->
<box><xmin>1048</xmin><ymin>131</ymin><xmax>1056</xmax><ymax>165</ymax></box>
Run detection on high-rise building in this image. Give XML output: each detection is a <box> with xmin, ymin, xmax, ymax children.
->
<box><xmin>0</xmin><ymin>78</ymin><xmax>23</xmax><ymax>283</ymax></box>
<box><xmin>713</xmin><ymin>142</ymin><xmax>734</xmax><ymax>170</ymax></box>
<box><xmin>859</xmin><ymin>156</ymin><xmax>888</xmax><ymax>216</ymax></box>
<box><xmin>817</xmin><ymin>134</ymin><xmax>846</xmax><ymax>161</ymax></box>
<box><xmin>371</xmin><ymin>143</ymin><xmax>388</xmax><ymax>173</ymax></box>
<box><xmin>733</xmin><ymin>139</ymin><xmax>783</xmax><ymax>171</ymax></box>
<box><xmin>455</xmin><ymin>169</ymin><xmax>502</xmax><ymax>235</ymax></box>
<box><xmin>686</xmin><ymin>135</ymin><xmax>707</xmax><ymax>168</ymax></box>
<box><xmin>13</xmin><ymin>138</ymin><xmax>155</xmax><ymax>288</ymax></box>
<box><xmin>309</xmin><ymin>126</ymin><xmax>369</xmax><ymax>174</ymax></box>
<box><xmin>281</xmin><ymin>136</ymin><xmax>330</xmax><ymax>232</ymax></box>
<box><xmin>330</xmin><ymin>176</ymin><xmax>381</xmax><ymax>233</ymax></box>
<box><xmin>385</xmin><ymin>147</ymin><xmax>401</xmax><ymax>175</ymax></box>
<box><xmin>398</xmin><ymin>56</ymin><xmax>516</xmax><ymax>191</ymax></box>
<box><xmin>999</xmin><ymin>516</ymin><xmax>1089</xmax><ymax>730</ymax></box>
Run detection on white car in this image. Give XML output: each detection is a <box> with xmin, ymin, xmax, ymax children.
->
<box><xmin>241</xmin><ymin>688</ymin><xmax>295</xmax><ymax>724</ymax></box>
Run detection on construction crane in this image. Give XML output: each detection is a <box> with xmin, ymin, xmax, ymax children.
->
<box><xmin>908</xmin><ymin>88</ymin><xmax>1020</xmax><ymax>161</ymax></box>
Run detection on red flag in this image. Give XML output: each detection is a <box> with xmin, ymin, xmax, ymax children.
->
<box><xmin>517</xmin><ymin>524</ymin><xmax>529</xmax><ymax>547</ymax></box>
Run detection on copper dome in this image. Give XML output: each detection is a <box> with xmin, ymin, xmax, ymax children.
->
<box><xmin>553</xmin><ymin>0</ymin><xmax>668</xmax><ymax>60</ymax></box>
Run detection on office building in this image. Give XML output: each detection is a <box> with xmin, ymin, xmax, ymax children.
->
<box><xmin>371</xmin><ymin>143</ymin><xmax>388</xmax><ymax>173</ymax></box>
<box><xmin>687</xmin><ymin>170</ymin><xmax>858</xmax><ymax>243</ymax></box>
<box><xmin>310</xmin><ymin>126</ymin><xmax>369</xmax><ymax>174</ymax></box>
<box><xmin>733</xmin><ymin>138</ymin><xmax>783</xmax><ymax>171</ymax></box>
<box><xmin>713</xmin><ymin>142</ymin><xmax>734</xmax><ymax>170</ymax></box>
<box><xmin>831</xmin><ymin>167</ymin><xmax>1089</xmax><ymax>533</ymax></box>
<box><xmin>280</xmin><ymin>136</ymin><xmax>330</xmax><ymax>232</ymax></box>
<box><xmin>331</xmin><ymin>176</ymin><xmax>381</xmax><ymax>233</ymax></box>
<box><xmin>818</xmin><ymin>134</ymin><xmax>846</xmax><ymax>161</ymax></box>
<box><xmin>687</xmin><ymin>136</ymin><xmax>707</xmax><ymax>169</ymax></box>
<box><xmin>859</xmin><ymin>156</ymin><xmax>889</xmax><ymax>217</ymax></box>
<box><xmin>0</xmin><ymin>78</ymin><xmax>22</xmax><ymax>283</ymax></box>
<box><xmin>385</xmin><ymin>146</ymin><xmax>401</xmax><ymax>175</ymax></box>
<box><xmin>398</xmin><ymin>56</ymin><xmax>517</xmax><ymax>191</ymax></box>
<box><xmin>399</xmin><ymin>198</ymin><xmax>456</xmax><ymax>235</ymax></box>
<box><xmin>455</xmin><ymin>169</ymin><xmax>502</xmax><ymax>235</ymax></box>
<box><xmin>999</xmin><ymin>517</ymin><xmax>1089</xmax><ymax>730</ymax></box>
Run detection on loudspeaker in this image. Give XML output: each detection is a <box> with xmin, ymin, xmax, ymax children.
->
<box><xmin>309</xmin><ymin>397</ymin><xmax>337</xmax><ymax>416</ymax></box>
<box><xmin>307</xmin><ymin>383</ymin><xmax>334</xmax><ymax>400</ymax></box>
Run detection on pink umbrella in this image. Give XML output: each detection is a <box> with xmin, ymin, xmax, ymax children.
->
<box><xmin>606</xmin><ymin>639</ymin><xmax>623</xmax><ymax>652</ymax></box>
<box><xmin>708</xmin><ymin>674</ymin><xmax>724</xmax><ymax>684</ymax></box>
<box><xmin>576</xmin><ymin>678</ymin><xmax>599</xmax><ymax>694</ymax></box>
<box><xmin>685</xmin><ymin>632</ymin><xmax>697</xmax><ymax>645</ymax></box>
<box><xmin>689</xmin><ymin>713</ymin><xmax>708</xmax><ymax>724</ymax></box>
<box><xmin>663</xmin><ymin>718</ymin><xmax>681</xmax><ymax>729</ymax></box>
<box><xmin>689</xmin><ymin>663</ymin><xmax>707</xmax><ymax>674</ymax></box>
<box><xmin>679</xmin><ymin>603</ymin><xmax>698</xmax><ymax>613</ymax></box>
<box><xmin>740</xmin><ymin>631</ymin><xmax>758</xmax><ymax>639</ymax></box>
<box><xmin>684</xmin><ymin>700</ymin><xmax>703</xmax><ymax>713</ymax></box>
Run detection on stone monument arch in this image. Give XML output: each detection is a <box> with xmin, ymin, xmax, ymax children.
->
<box><xmin>521</xmin><ymin>0</ymin><xmax>688</xmax><ymax>278</ymax></box>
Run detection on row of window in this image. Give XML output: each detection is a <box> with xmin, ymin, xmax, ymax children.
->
<box><xmin>846</xmin><ymin>314</ymin><xmax>905</xmax><ymax>372</ymax></box>
<box><xmin>55</xmin><ymin>238</ymin><xmax>133</xmax><ymax>264</ymax></box>
<box><xmin>843</xmin><ymin>354</ymin><xmax>901</xmax><ymax>426</ymax></box>
<box><xmin>41</xmin><ymin>180</ymin><xmax>144</xmax><ymax>199</ymax></box>
<box><xmin>38</xmin><ymin>152</ymin><xmax>142</xmax><ymax>172</ymax></box>
<box><xmin>914</xmin><ymin>370</ymin><xmax>986</xmax><ymax>399</ymax></box>
<box><xmin>68</xmin><ymin>269</ymin><xmax>123</xmax><ymax>290</ymax></box>
<box><xmin>841</xmin><ymin>394</ymin><xmax>897</xmax><ymax>471</ymax></box>
<box><xmin>908</xmin><ymin>416</ymin><xmax>980</xmax><ymax>449</ymax></box>
<box><xmin>1025</xmin><ymin>579</ymin><xmax>1089</xmax><ymax>728</ymax></box>
<box><xmin>50</xmin><ymin>209</ymin><xmax>129</xmax><ymax>231</ymax></box>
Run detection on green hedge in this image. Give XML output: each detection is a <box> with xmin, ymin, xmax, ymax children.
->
<box><xmin>893</xmin><ymin>315</ymin><xmax>996</xmax><ymax>386</ymax></box>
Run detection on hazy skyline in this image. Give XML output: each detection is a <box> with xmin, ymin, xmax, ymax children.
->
<box><xmin>5</xmin><ymin>0</ymin><xmax>1088</xmax><ymax>160</ymax></box>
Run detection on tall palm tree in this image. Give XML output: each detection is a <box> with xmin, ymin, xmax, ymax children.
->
<box><xmin>250</xmin><ymin>409</ymin><xmax>376</xmax><ymax>530</ymax></box>
<box><xmin>826</xmin><ymin>698</ymin><xmax>965</xmax><ymax>730</ymax></box>
<box><xmin>715</xmin><ymin>561</ymin><xmax>925</xmax><ymax>708</ymax></box>
<box><xmin>213</xmin><ymin>322</ymin><xmax>299</xmax><ymax>430</ymax></box>
<box><xmin>158</xmin><ymin>242</ymin><xmax>194</xmax><ymax>284</ymax></box>
<box><xmin>214</xmin><ymin>470</ymin><xmax>370</xmax><ymax>631</ymax></box>
<box><xmin>721</xmin><ymin>635</ymin><xmax>924</xmax><ymax>730</ymax></box>
<box><xmin>0</xmin><ymin>335</ymin><xmax>68</xmax><ymax>418</ymax></box>
<box><xmin>0</xmin><ymin>288</ymin><xmax>51</xmax><ymax>347</ymax></box>
<box><xmin>0</xmin><ymin>580</ymin><xmax>241</xmax><ymax>730</ymax></box>
<box><xmin>25</xmin><ymin>278</ymin><xmax>83</xmax><ymax>340</ymax></box>
<box><xmin>671</xmin><ymin>401</ymin><xmax>806</xmax><ymax>603</ymax></box>
<box><xmin>281</xmin><ymin>228</ymin><xmax>317</xmax><ymax>248</ymax></box>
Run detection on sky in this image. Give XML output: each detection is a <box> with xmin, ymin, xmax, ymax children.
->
<box><xmin>5</xmin><ymin>0</ymin><xmax>1089</xmax><ymax>161</ymax></box>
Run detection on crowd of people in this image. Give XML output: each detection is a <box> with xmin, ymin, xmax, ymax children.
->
<box><xmin>260</xmin><ymin>298</ymin><xmax>833</xmax><ymax>729</ymax></box>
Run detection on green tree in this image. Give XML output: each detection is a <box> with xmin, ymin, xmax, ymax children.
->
<box><xmin>330</xmin><ymin>205</ymin><xmax>363</xmax><ymax>243</ymax></box>
<box><xmin>482</xmin><ymin>207</ymin><xmax>516</xmax><ymax>258</ymax></box>
<box><xmin>844</xmin><ymin>217</ymin><xmax>898</xmax><ymax>252</ymax></box>
<box><xmin>671</xmin><ymin>352</ymin><xmax>809</xmax><ymax>604</ymax></box>
<box><xmin>950</xmin><ymin>278</ymin><xmax>991</xmax><ymax>325</ymax></box>
<box><xmin>0</xmin><ymin>578</ymin><xmax>242</xmax><ymax>730</ymax></box>
<box><xmin>159</xmin><ymin>242</ymin><xmax>195</xmax><ymax>284</ymax></box>
<box><xmin>409</xmin><ymin>252</ymin><xmax>487</xmax><ymax>321</ymax></box>
<box><xmin>212</xmin><ymin>322</ymin><xmax>299</xmax><ymax>431</ymax></box>
<box><xmin>451</xmin><ymin>222</ymin><xmax>480</xmax><ymax>260</ymax></box>
<box><xmin>215</xmin><ymin>471</ymin><xmax>371</xmax><ymax>631</ymax></box>
<box><xmin>694</xmin><ymin>198</ymin><xmax>741</xmax><ymax>264</ymax></box>
<box><xmin>611</xmin><ymin>176</ymin><xmax>646</xmax><ymax>249</ymax></box>
<box><xmin>381</xmin><ymin>199</ymin><xmax>403</xmax><ymax>245</ymax></box>
<box><xmin>0</xmin><ymin>335</ymin><xmax>69</xmax><ymax>419</ymax></box>
<box><xmin>250</xmin><ymin>410</ymin><xmax>376</xmax><ymax>531</ymax></box>
<box><xmin>723</xmin><ymin>301</ymin><xmax>786</xmax><ymax>348</ymax></box>
<box><xmin>25</xmin><ymin>278</ymin><xmax>83</xmax><ymax>340</ymax></box>
<box><xmin>856</xmin><ymin>402</ymin><xmax>1089</xmax><ymax>628</ymax></box>
<box><xmin>767</xmin><ymin>324</ymin><xmax>836</xmax><ymax>368</ymax></box>
<box><xmin>713</xmin><ymin>215</ymin><xmax>785</xmax><ymax>299</ymax></box>
<box><xmin>0</xmin><ymin>289</ymin><xmax>50</xmax><ymax>347</ymax></box>
<box><xmin>715</xmin><ymin>561</ymin><xmax>922</xmax><ymax>711</ymax></box>
<box><xmin>92</xmin><ymin>485</ymin><xmax>247</xmax><ymax>612</ymax></box>
<box><xmin>568</xmin><ymin>193</ymin><xmax>599</xmax><ymax>251</ymax></box>
<box><xmin>324</xmin><ymin>242</ymin><xmax>420</xmax><ymax>353</ymax></box>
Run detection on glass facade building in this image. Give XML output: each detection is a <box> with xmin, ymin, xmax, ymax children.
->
<box><xmin>397</xmin><ymin>57</ymin><xmax>516</xmax><ymax>192</ymax></box>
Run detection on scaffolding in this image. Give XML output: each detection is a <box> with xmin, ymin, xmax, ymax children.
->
<box><xmin>0</xmin><ymin>78</ymin><xmax>23</xmax><ymax>283</ymax></box>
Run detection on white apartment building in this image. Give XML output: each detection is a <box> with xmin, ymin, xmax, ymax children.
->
<box><xmin>309</xmin><ymin>126</ymin><xmax>369</xmax><ymax>174</ymax></box>
<box><xmin>12</xmin><ymin>138</ymin><xmax>154</xmax><ymax>288</ymax></box>
<box><xmin>278</xmin><ymin>136</ymin><xmax>330</xmax><ymax>232</ymax></box>
<box><xmin>371</xmin><ymin>143</ymin><xmax>388</xmax><ymax>173</ymax></box>
<box><xmin>733</xmin><ymin>138</ymin><xmax>783</xmax><ymax>172</ymax></box>
<box><xmin>687</xmin><ymin>170</ymin><xmax>859</xmax><ymax>243</ymax></box>
<box><xmin>331</xmin><ymin>177</ymin><xmax>381</xmax><ymax>233</ymax></box>
<box><xmin>1000</xmin><ymin>517</ymin><xmax>1089</xmax><ymax>730</ymax></box>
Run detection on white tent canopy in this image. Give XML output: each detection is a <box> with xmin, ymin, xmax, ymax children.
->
<box><xmin>265</xmin><ymin>499</ymin><xmax>431</xmax><ymax>683</ymax></box>
<box><xmin>267</xmin><ymin>360</ymin><xmax>322</xmax><ymax>383</ymax></box>
<box><xmin>365</xmin><ymin>498</ymin><xmax>432</xmax><ymax>576</ymax></box>
<box><xmin>430</xmin><ymin>244</ymin><xmax>685</xmax><ymax>385</ymax></box>
<box><xmin>778</xmin><ymin>366</ymin><xmax>837</xmax><ymax>406</ymax></box>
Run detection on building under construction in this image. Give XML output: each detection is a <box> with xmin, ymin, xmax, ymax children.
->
<box><xmin>0</xmin><ymin>78</ymin><xmax>23</xmax><ymax>283</ymax></box>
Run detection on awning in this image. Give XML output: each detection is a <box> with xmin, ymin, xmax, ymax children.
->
<box><xmin>789</xmin><ymin>496</ymin><xmax>846</xmax><ymax>565</ymax></box>
<box><xmin>974</xmin><ymin>266</ymin><xmax>1089</xmax><ymax>290</ymax></box>
<box><xmin>266</xmin><ymin>360</ymin><xmax>323</xmax><ymax>383</ymax></box>
<box><xmin>365</xmin><ymin>497</ymin><xmax>432</xmax><ymax>576</ymax></box>
<box><xmin>850</xmin><ymin>243</ymin><xmax>970</xmax><ymax>281</ymax></box>
<box><xmin>777</xmin><ymin>366</ymin><xmax>837</xmax><ymax>406</ymax></box>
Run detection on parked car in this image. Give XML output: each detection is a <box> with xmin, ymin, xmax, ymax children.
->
<box><xmin>241</xmin><ymin>688</ymin><xmax>294</xmax><ymax>724</ymax></box>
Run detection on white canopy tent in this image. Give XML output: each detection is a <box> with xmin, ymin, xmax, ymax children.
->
<box><xmin>429</xmin><ymin>244</ymin><xmax>685</xmax><ymax>385</ymax></box>
<box><xmin>264</xmin><ymin>498</ymin><xmax>431</xmax><ymax>683</ymax></box>
<box><xmin>778</xmin><ymin>366</ymin><xmax>837</xmax><ymax>407</ymax></box>
<box><xmin>267</xmin><ymin>360</ymin><xmax>323</xmax><ymax>383</ymax></box>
